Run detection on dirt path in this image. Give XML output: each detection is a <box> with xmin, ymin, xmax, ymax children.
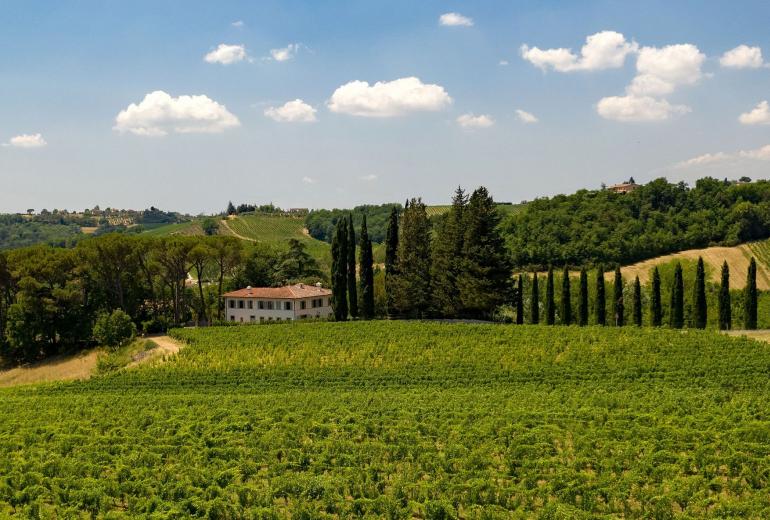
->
<box><xmin>125</xmin><ymin>335</ymin><xmax>184</xmax><ymax>369</ymax></box>
<box><xmin>724</xmin><ymin>330</ymin><xmax>770</xmax><ymax>344</ymax></box>
<box><xmin>220</xmin><ymin>218</ymin><xmax>257</xmax><ymax>242</ymax></box>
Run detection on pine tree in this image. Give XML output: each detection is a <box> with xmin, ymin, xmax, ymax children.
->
<box><xmin>430</xmin><ymin>187</ymin><xmax>466</xmax><ymax>317</ymax></box>
<box><xmin>331</xmin><ymin>218</ymin><xmax>348</xmax><ymax>321</ymax></box>
<box><xmin>596</xmin><ymin>265</ymin><xmax>606</xmax><ymax>326</ymax></box>
<box><xmin>545</xmin><ymin>266</ymin><xmax>555</xmax><ymax>325</ymax></box>
<box><xmin>358</xmin><ymin>215</ymin><xmax>375</xmax><ymax>319</ymax></box>
<box><xmin>346</xmin><ymin>213</ymin><xmax>358</xmax><ymax>318</ymax></box>
<box><xmin>613</xmin><ymin>266</ymin><xmax>624</xmax><ymax>326</ymax></box>
<box><xmin>578</xmin><ymin>267</ymin><xmax>588</xmax><ymax>326</ymax></box>
<box><xmin>633</xmin><ymin>276</ymin><xmax>642</xmax><ymax>326</ymax></box>
<box><xmin>670</xmin><ymin>262</ymin><xmax>684</xmax><ymax>329</ymax></box>
<box><xmin>651</xmin><ymin>266</ymin><xmax>662</xmax><ymax>327</ymax></box>
<box><xmin>560</xmin><ymin>265</ymin><xmax>571</xmax><ymax>325</ymax></box>
<box><xmin>384</xmin><ymin>206</ymin><xmax>399</xmax><ymax>317</ymax></box>
<box><xmin>457</xmin><ymin>187</ymin><xmax>513</xmax><ymax>319</ymax></box>
<box><xmin>693</xmin><ymin>256</ymin><xmax>707</xmax><ymax>329</ymax></box>
<box><xmin>744</xmin><ymin>257</ymin><xmax>758</xmax><ymax>330</ymax></box>
<box><xmin>226</xmin><ymin>201</ymin><xmax>236</xmax><ymax>215</ymax></box>
<box><xmin>530</xmin><ymin>272</ymin><xmax>540</xmax><ymax>324</ymax></box>
<box><xmin>516</xmin><ymin>273</ymin><xmax>524</xmax><ymax>324</ymax></box>
<box><xmin>718</xmin><ymin>261</ymin><xmax>731</xmax><ymax>330</ymax></box>
<box><xmin>391</xmin><ymin>198</ymin><xmax>432</xmax><ymax>318</ymax></box>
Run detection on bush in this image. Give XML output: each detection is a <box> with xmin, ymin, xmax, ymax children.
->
<box><xmin>93</xmin><ymin>310</ymin><xmax>136</xmax><ymax>349</ymax></box>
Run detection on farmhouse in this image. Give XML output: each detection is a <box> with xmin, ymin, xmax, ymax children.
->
<box><xmin>223</xmin><ymin>283</ymin><xmax>333</xmax><ymax>323</ymax></box>
<box><xmin>608</xmin><ymin>180</ymin><xmax>640</xmax><ymax>194</ymax></box>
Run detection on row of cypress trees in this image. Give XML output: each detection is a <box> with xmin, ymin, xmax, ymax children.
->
<box><xmin>330</xmin><ymin>214</ymin><xmax>375</xmax><ymax>320</ymax></box>
<box><xmin>513</xmin><ymin>257</ymin><xmax>758</xmax><ymax>330</ymax></box>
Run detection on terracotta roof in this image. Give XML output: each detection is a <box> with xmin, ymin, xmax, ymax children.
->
<box><xmin>223</xmin><ymin>283</ymin><xmax>331</xmax><ymax>299</ymax></box>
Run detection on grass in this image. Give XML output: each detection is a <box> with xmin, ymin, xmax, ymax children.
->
<box><xmin>1</xmin><ymin>322</ymin><xmax>769</xmax><ymax>517</ymax></box>
<box><xmin>96</xmin><ymin>338</ymin><xmax>159</xmax><ymax>374</ymax></box>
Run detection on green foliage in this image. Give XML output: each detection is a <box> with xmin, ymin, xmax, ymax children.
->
<box><xmin>273</xmin><ymin>239</ymin><xmax>324</xmax><ymax>285</ymax></box>
<box><xmin>346</xmin><ymin>214</ymin><xmax>358</xmax><ymax>318</ymax></box>
<box><xmin>595</xmin><ymin>265</ymin><xmax>606</xmax><ymax>326</ymax></box>
<box><xmin>719</xmin><ymin>261</ymin><xmax>732</xmax><ymax>330</ymax></box>
<box><xmin>2</xmin><ymin>322</ymin><xmax>770</xmax><ymax>516</ymax></box>
<box><xmin>384</xmin><ymin>207</ymin><xmax>399</xmax><ymax>317</ymax></box>
<box><xmin>670</xmin><ymin>263</ymin><xmax>685</xmax><ymax>329</ymax></box>
<box><xmin>430</xmin><ymin>188</ymin><xmax>466</xmax><ymax>318</ymax></box>
<box><xmin>632</xmin><ymin>276</ymin><xmax>642</xmax><ymax>326</ymax></box>
<box><xmin>516</xmin><ymin>273</ymin><xmax>525</xmax><ymax>324</ymax></box>
<box><xmin>578</xmin><ymin>267</ymin><xmax>588</xmax><ymax>326</ymax></box>
<box><xmin>745</xmin><ymin>257</ymin><xmax>758</xmax><ymax>330</ymax></box>
<box><xmin>92</xmin><ymin>309</ymin><xmax>136</xmax><ymax>348</ymax></box>
<box><xmin>545</xmin><ymin>266</ymin><xmax>555</xmax><ymax>325</ymax></box>
<box><xmin>530</xmin><ymin>272</ymin><xmax>539</xmax><ymax>324</ymax></box>
<box><xmin>651</xmin><ymin>266</ymin><xmax>662</xmax><ymax>327</ymax></box>
<box><xmin>391</xmin><ymin>199</ymin><xmax>432</xmax><ymax>318</ymax></box>
<box><xmin>693</xmin><ymin>257</ymin><xmax>708</xmax><ymax>329</ymax></box>
<box><xmin>305</xmin><ymin>203</ymin><xmax>400</xmax><ymax>244</ymax></box>
<box><xmin>331</xmin><ymin>219</ymin><xmax>348</xmax><ymax>321</ymax></box>
<box><xmin>560</xmin><ymin>265</ymin><xmax>571</xmax><ymax>325</ymax></box>
<box><xmin>358</xmin><ymin>216</ymin><xmax>375</xmax><ymax>320</ymax></box>
<box><xmin>613</xmin><ymin>266</ymin><xmax>624</xmax><ymax>326</ymax></box>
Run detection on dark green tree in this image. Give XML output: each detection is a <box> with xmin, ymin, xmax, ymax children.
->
<box><xmin>516</xmin><ymin>273</ymin><xmax>524</xmax><ymax>324</ymax></box>
<box><xmin>613</xmin><ymin>266</ymin><xmax>624</xmax><ymax>326</ymax></box>
<box><xmin>651</xmin><ymin>266</ymin><xmax>662</xmax><ymax>326</ymax></box>
<box><xmin>560</xmin><ymin>265</ymin><xmax>571</xmax><ymax>325</ymax></box>
<box><xmin>430</xmin><ymin>187</ymin><xmax>467</xmax><ymax>317</ymax></box>
<box><xmin>744</xmin><ymin>257</ymin><xmax>758</xmax><ymax>330</ymax></box>
<box><xmin>391</xmin><ymin>198</ymin><xmax>432</xmax><ymax>318</ymax></box>
<box><xmin>331</xmin><ymin>218</ymin><xmax>348</xmax><ymax>321</ymax></box>
<box><xmin>545</xmin><ymin>266</ymin><xmax>555</xmax><ymax>325</ymax></box>
<box><xmin>384</xmin><ymin>206</ymin><xmax>399</xmax><ymax>317</ymax></box>
<box><xmin>670</xmin><ymin>262</ymin><xmax>684</xmax><ymax>329</ymax></box>
<box><xmin>578</xmin><ymin>267</ymin><xmax>588</xmax><ymax>326</ymax></box>
<box><xmin>530</xmin><ymin>272</ymin><xmax>539</xmax><ymax>324</ymax></box>
<box><xmin>273</xmin><ymin>239</ymin><xmax>323</xmax><ymax>284</ymax></box>
<box><xmin>346</xmin><ymin>213</ymin><xmax>358</xmax><ymax>318</ymax></box>
<box><xmin>595</xmin><ymin>265</ymin><xmax>606</xmax><ymax>326</ymax></box>
<box><xmin>226</xmin><ymin>201</ymin><xmax>236</xmax><ymax>215</ymax></box>
<box><xmin>693</xmin><ymin>256</ymin><xmax>707</xmax><ymax>329</ymax></box>
<box><xmin>633</xmin><ymin>276</ymin><xmax>642</xmax><ymax>326</ymax></box>
<box><xmin>718</xmin><ymin>261</ymin><xmax>731</xmax><ymax>330</ymax></box>
<box><xmin>358</xmin><ymin>215</ymin><xmax>375</xmax><ymax>320</ymax></box>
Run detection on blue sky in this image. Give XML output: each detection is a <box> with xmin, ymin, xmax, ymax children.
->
<box><xmin>1</xmin><ymin>0</ymin><xmax>769</xmax><ymax>214</ymax></box>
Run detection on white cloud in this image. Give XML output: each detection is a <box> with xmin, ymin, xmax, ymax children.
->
<box><xmin>3</xmin><ymin>133</ymin><xmax>47</xmax><ymax>148</ymax></box>
<box><xmin>720</xmin><ymin>45</ymin><xmax>764</xmax><ymax>69</ymax></box>
<box><xmin>360</xmin><ymin>174</ymin><xmax>378</xmax><ymax>181</ymax></box>
<box><xmin>515</xmin><ymin>109</ymin><xmax>538</xmax><ymax>124</ymax></box>
<box><xmin>231</xmin><ymin>20</ymin><xmax>244</xmax><ymax>28</ymax></box>
<box><xmin>520</xmin><ymin>31</ymin><xmax>638</xmax><ymax>72</ymax></box>
<box><xmin>264</xmin><ymin>99</ymin><xmax>317</xmax><ymax>123</ymax></box>
<box><xmin>627</xmin><ymin>44</ymin><xmax>706</xmax><ymax>96</ymax></box>
<box><xmin>302</xmin><ymin>176</ymin><xmax>316</xmax><ymax>184</ymax></box>
<box><xmin>457</xmin><ymin>113</ymin><xmax>494</xmax><ymax>128</ymax></box>
<box><xmin>498</xmin><ymin>60</ymin><xmax>509</xmax><ymax>66</ymax></box>
<box><xmin>328</xmin><ymin>77</ymin><xmax>452</xmax><ymax>117</ymax></box>
<box><xmin>739</xmin><ymin>144</ymin><xmax>770</xmax><ymax>161</ymax></box>
<box><xmin>113</xmin><ymin>90</ymin><xmax>240</xmax><ymax>136</ymax></box>
<box><xmin>596</xmin><ymin>95</ymin><xmax>690</xmax><ymax>122</ymax></box>
<box><xmin>739</xmin><ymin>101</ymin><xmax>770</xmax><ymax>125</ymax></box>
<box><xmin>204</xmin><ymin>43</ymin><xmax>248</xmax><ymax>65</ymax></box>
<box><xmin>439</xmin><ymin>12</ymin><xmax>473</xmax><ymax>27</ymax></box>
<box><xmin>674</xmin><ymin>152</ymin><xmax>730</xmax><ymax>169</ymax></box>
<box><xmin>270</xmin><ymin>43</ymin><xmax>299</xmax><ymax>62</ymax></box>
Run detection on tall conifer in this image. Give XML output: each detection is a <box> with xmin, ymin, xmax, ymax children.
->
<box><xmin>561</xmin><ymin>265</ymin><xmax>571</xmax><ymax>325</ymax></box>
<box><xmin>358</xmin><ymin>215</ymin><xmax>375</xmax><ymax>319</ymax></box>
<box><xmin>596</xmin><ymin>265</ymin><xmax>606</xmax><ymax>326</ymax></box>
<box><xmin>578</xmin><ymin>267</ymin><xmax>588</xmax><ymax>326</ymax></box>
<box><xmin>384</xmin><ymin>206</ymin><xmax>399</xmax><ymax>317</ymax></box>
<box><xmin>430</xmin><ymin>187</ymin><xmax>466</xmax><ymax>317</ymax></box>
<box><xmin>391</xmin><ymin>198</ymin><xmax>431</xmax><ymax>318</ymax></box>
<box><xmin>693</xmin><ymin>256</ymin><xmax>707</xmax><ymax>329</ymax></box>
<box><xmin>745</xmin><ymin>257</ymin><xmax>758</xmax><ymax>330</ymax></box>
<box><xmin>545</xmin><ymin>265</ymin><xmax>555</xmax><ymax>325</ymax></box>
<box><xmin>670</xmin><ymin>262</ymin><xmax>684</xmax><ymax>328</ymax></box>
<box><xmin>613</xmin><ymin>266</ymin><xmax>624</xmax><ymax>326</ymax></box>
<box><xmin>346</xmin><ymin>213</ymin><xmax>358</xmax><ymax>318</ymax></box>
<box><xmin>516</xmin><ymin>273</ymin><xmax>525</xmax><ymax>324</ymax></box>
<box><xmin>718</xmin><ymin>261</ymin><xmax>731</xmax><ymax>330</ymax></box>
<box><xmin>331</xmin><ymin>218</ymin><xmax>348</xmax><ymax>321</ymax></box>
<box><xmin>633</xmin><ymin>276</ymin><xmax>642</xmax><ymax>326</ymax></box>
<box><xmin>651</xmin><ymin>266</ymin><xmax>662</xmax><ymax>326</ymax></box>
<box><xmin>530</xmin><ymin>272</ymin><xmax>540</xmax><ymax>324</ymax></box>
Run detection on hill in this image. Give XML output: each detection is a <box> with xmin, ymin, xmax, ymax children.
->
<box><xmin>1</xmin><ymin>322</ymin><xmax>769</xmax><ymax>517</ymax></box>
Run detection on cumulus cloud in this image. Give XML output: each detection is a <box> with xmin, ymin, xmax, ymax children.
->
<box><xmin>264</xmin><ymin>99</ymin><xmax>317</xmax><ymax>123</ymax></box>
<box><xmin>328</xmin><ymin>77</ymin><xmax>452</xmax><ymax>117</ymax></box>
<box><xmin>457</xmin><ymin>113</ymin><xmax>494</xmax><ymax>128</ymax></box>
<box><xmin>739</xmin><ymin>144</ymin><xmax>770</xmax><ymax>161</ymax></box>
<box><xmin>231</xmin><ymin>20</ymin><xmax>244</xmax><ymax>28</ymax></box>
<box><xmin>674</xmin><ymin>152</ymin><xmax>731</xmax><ymax>169</ymax></box>
<box><xmin>720</xmin><ymin>45</ymin><xmax>764</xmax><ymax>69</ymax></box>
<box><xmin>439</xmin><ymin>12</ymin><xmax>473</xmax><ymax>27</ymax></box>
<box><xmin>113</xmin><ymin>90</ymin><xmax>240</xmax><ymax>136</ymax></box>
<box><xmin>671</xmin><ymin>145</ymin><xmax>770</xmax><ymax>172</ymax></box>
<box><xmin>498</xmin><ymin>60</ymin><xmax>509</xmax><ymax>66</ymax></box>
<box><xmin>360</xmin><ymin>174</ymin><xmax>378</xmax><ymax>181</ymax></box>
<box><xmin>520</xmin><ymin>30</ymin><xmax>638</xmax><ymax>72</ymax></box>
<box><xmin>204</xmin><ymin>43</ymin><xmax>248</xmax><ymax>65</ymax></box>
<box><xmin>270</xmin><ymin>43</ymin><xmax>299</xmax><ymax>62</ymax></box>
<box><xmin>302</xmin><ymin>176</ymin><xmax>316</xmax><ymax>184</ymax></box>
<box><xmin>627</xmin><ymin>44</ymin><xmax>706</xmax><ymax>96</ymax></box>
<box><xmin>3</xmin><ymin>133</ymin><xmax>47</xmax><ymax>148</ymax></box>
<box><xmin>739</xmin><ymin>101</ymin><xmax>770</xmax><ymax>125</ymax></box>
<box><xmin>596</xmin><ymin>95</ymin><xmax>690</xmax><ymax>122</ymax></box>
<box><xmin>515</xmin><ymin>109</ymin><xmax>538</xmax><ymax>124</ymax></box>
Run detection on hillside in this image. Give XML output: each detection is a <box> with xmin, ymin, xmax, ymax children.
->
<box><xmin>1</xmin><ymin>322</ymin><xmax>769</xmax><ymax>517</ymax></box>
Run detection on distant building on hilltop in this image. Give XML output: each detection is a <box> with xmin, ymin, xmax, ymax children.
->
<box><xmin>223</xmin><ymin>283</ymin><xmax>332</xmax><ymax>323</ymax></box>
<box><xmin>608</xmin><ymin>177</ymin><xmax>640</xmax><ymax>194</ymax></box>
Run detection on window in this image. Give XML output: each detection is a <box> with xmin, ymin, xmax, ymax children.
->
<box><xmin>238</xmin><ymin>300</ymin><xmax>244</xmax><ymax>309</ymax></box>
<box><xmin>260</xmin><ymin>317</ymin><xmax>264</xmax><ymax>322</ymax></box>
<box><xmin>239</xmin><ymin>317</ymin><xmax>243</xmax><ymax>322</ymax></box>
<box><xmin>284</xmin><ymin>301</ymin><xmax>292</xmax><ymax>311</ymax></box>
<box><xmin>229</xmin><ymin>315</ymin><xmax>235</xmax><ymax>321</ymax></box>
<box><xmin>300</xmin><ymin>301</ymin><xmax>306</xmax><ymax>310</ymax></box>
<box><xmin>229</xmin><ymin>300</ymin><xmax>235</xmax><ymax>309</ymax></box>
<box><xmin>258</xmin><ymin>301</ymin><xmax>264</xmax><ymax>310</ymax></box>
<box><xmin>250</xmin><ymin>316</ymin><xmax>255</xmax><ymax>322</ymax></box>
<box><xmin>267</xmin><ymin>301</ymin><xmax>274</xmax><ymax>310</ymax></box>
<box><xmin>248</xmin><ymin>301</ymin><xmax>253</xmax><ymax>309</ymax></box>
<box><xmin>311</xmin><ymin>299</ymin><xmax>317</xmax><ymax>308</ymax></box>
<box><xmin>327</xmin><ymin>298</ymin><xmax>331</xmax><ymax>307</ymax></box>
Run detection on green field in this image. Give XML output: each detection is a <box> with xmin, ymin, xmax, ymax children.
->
<box><xmin>1</xmin><ymin>322</ymin><xmax>769</xmax><ymax>517</ymax></box>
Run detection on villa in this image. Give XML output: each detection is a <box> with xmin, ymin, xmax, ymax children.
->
<box><xmin>223</xmin><ymin>283</ymin><xmax>333</xmax><ymax>323</ymax></box>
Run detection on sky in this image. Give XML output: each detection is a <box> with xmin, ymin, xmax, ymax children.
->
<box><xmin>1</xmin><ymin>0</ymin><xmax>769</xmax><ymax>214</ymax></box>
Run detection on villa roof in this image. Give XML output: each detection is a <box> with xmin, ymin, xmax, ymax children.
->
<box><xmin>223</xmin><ymin>283</ymin><xmax>331</xmax><ymax>299</ymax></box>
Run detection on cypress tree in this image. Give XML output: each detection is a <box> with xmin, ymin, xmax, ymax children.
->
<box><xmin>346</xmin><ymin>213</ymin><xmax>358</xmax><ymax>318</ymax></box>
<box><xmin>578</xmin><ymin>267</ymin><xmax>588</xmax><ymax>326</ymax></box>
<box><xmin>430</xmin><ymin>187</ymin><xmax>466</xmax><ymax>317</ymax></box>
<box><xmin>633</xmin><ymin>276</ymin><xmax>642</xmax><ymax>326</ymax></box>
<box><xmin>693</xmin><ymin>256</ymin><xmax>707</xmax><ymax>329</ymax></box>
<box><xmin>595</xmin><ymin>265</ymin><xmax>606</xmax><ymax>326</ymax></box>
<box><xmin>670</xmin><ymin>262</ymin><xmax>684</xmax><ymax>328</ymax></box>
<box><xmin>392</xmin><ymin>198</ymin><xmax>432</xmax><ymax>318</ymax></box>
<box><xmin>358</xmin><ymin>215</ymin><xmax>375</xmax><ymax>319</ymax></box>
<box><xmin>530</xmin><ymin>272</ymin><xmax>539</xmax><ymax>324</ymax></box>
<box><xmin>560</xmin><ymin>265</ymin><xmax>571</xmax><ymax>325</ymax></box>
<box><xmin>384</xmin><ymin>206</ymin><xmax>399</xmax><ymax>316</ymax></box>
<box><xmin>331</xmin><ymin>218</ymin><xmax>348</xmax><ymax>321</ymax></box>
<box><xmin>718</xmin><ymin>261</ymin><xmax>731</xmax><ymax>330</ymax></box>
<box><xmin>613</xmin><ymin>266</ymin><xmax>624</xmax><ymax>326</ymax></box>
<box><xmin>516</xmin><ymin>273</ymin><xmax>525</xmax><ymax>324</ymax></box>
<box><xmin>545</xmin><ymin>265</ymin><xmax>555</xmax><ymax>325</ymax></box>
<box><xmin>744</xmin><ymin>257</ymin><xmax>758</xmax><ymax>330</ymax></box>
<box><xmin>651</xmin><ymin>266</ymin><xmax>662</xmax><ymax>326</ymax></box>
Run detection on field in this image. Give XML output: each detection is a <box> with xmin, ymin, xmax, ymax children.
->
<box><xmin>1</xmin><ymin>322</ymin><xmax>769</xmax><ymax>517</ymax></box>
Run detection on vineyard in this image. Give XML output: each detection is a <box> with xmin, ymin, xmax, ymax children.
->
<box><xmin>1</xmin><ymin>322</ymin><xmax>769</xmax><ymax>517</ymax></box>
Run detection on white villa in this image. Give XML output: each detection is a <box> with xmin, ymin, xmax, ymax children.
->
<box><xmin>223</xmin><ymin>283</ymin><xmax>333</xmax><ymax>323</ymax></box>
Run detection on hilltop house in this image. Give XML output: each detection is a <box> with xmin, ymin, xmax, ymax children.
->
<box><xmin>608</xmin><ymin>179</ymin><xmax>640</xmax><ymax>194</ymax></box>
<box><xmin>223</xmin><ymin>283</ymin><xmax>333</xmax><ymax>323</ymax></box>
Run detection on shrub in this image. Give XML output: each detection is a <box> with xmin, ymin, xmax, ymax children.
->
<box><xmin>93</xmin><ymin>310</ymin><xmax>136</xmax><ymax>349</ymax></box>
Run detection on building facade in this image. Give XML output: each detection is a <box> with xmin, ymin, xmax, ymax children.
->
<box><xmin>223</xmin><ymin>283</ymin><xmax>333</xmax><ymax>323</ymax></box>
